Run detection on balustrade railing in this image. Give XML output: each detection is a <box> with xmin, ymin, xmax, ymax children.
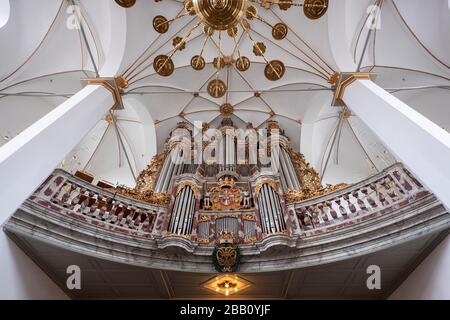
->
<box><xmin>288</xmin><ymin>164</ymin><xmax>429</xmax><ymax>235</ymax></box>
<box><xmin>29</xmin><ymin>170</ymin><xmax>165</xmax><ymax>238</ymax></box>
<box><xmin>23</xmin><ymin>164</ymin><xmax>431</xmax><ymax>244</ymax></box>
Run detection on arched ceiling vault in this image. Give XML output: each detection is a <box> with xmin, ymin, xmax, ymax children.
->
<box><xmin>0</xmin><ymin>0</ymin><xmax>448</xmax><ymax>187</ymax></box>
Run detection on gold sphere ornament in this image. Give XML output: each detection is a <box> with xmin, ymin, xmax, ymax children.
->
<box><xmin>153</xmin><ymin>55</ymin><xmax>175</xmax><ymax>76</ymax></box>
<box><xmin>303</xmin><ymin>0</ymin><xmax>329</xmax><ymax>20</ymax></box>
<box><xmin>191</xmin><ymin>55</ymin><xmax>206</xmax><ymax>70</ymax></box>
<box><xmin>253</xmin><ymin>42</ymin><xmax>266</xmax><ymax>56</ymax></box>
<box><xmin>264</xmin><ymin>60</ymin><xmax>285</xmax><ymax>81</ymax></box>
<box><xmin>192</xmin><ymin>0</ymin><xmax>247</xmax><ymax>30</ymax></box>
<box><xmin>153</xmin><ymin>15</ymin><xmax>169</xmax><ymax>34</ymax></box>
<box><xmin>272</xmin><ymin>23</ymin><xmax>288</xmax><ymax>40</ymax></box>
<box><xmin>114</xmin><ymin>0</ymin><xmax>136</xmax><ymax>8</ymax></box>
<box><xmin>235</xmin><ymin>56</ymin><xmax>250</xmax><ymax>71</ymax></box>
<box><xmin>207</xmin><ymin>79</ymin><xmax>227</xmax><ymax>98</ymax></box>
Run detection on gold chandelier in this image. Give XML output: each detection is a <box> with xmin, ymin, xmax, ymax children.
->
<box><xmin>115</xmin><ymin>0</ymin><xmax>329</xmax><ymax>98</ymax></box>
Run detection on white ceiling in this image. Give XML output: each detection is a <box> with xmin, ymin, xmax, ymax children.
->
<box><xmin>0</xmin><ymin>0</ymin><xmax>448</xmax><ymax>188</ymax></box>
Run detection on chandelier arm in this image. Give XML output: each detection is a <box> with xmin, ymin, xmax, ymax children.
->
<box><xmin>157</xmin><ymin>19</ymin><xmax>203</xmax><ymax>74</ymax></box>
<box><xmin>240</xmin><ymin>22</ymin><xmax>281</xmax><ymax>79</ymax></box>
<box><xmin>251</xmin><ymin>11</ymin><xmax>332</xmax><ymax>78</ymax></box>
<box><xmin>155</xmin><ymin>12</ymin><xmax>190</xmax><ymax>29</ymax></box>
<box><xmin>249</xmin><ymin>0</ymin><xmax>304</xmax><ymax>7</ymax></box>
<box><xmin>198</xmin><ymin>35</ymin><xmax>210</xmax><ymax>61</ymax></box>
<box><xmin>269</xmin><ymin>8</ymin><xmax>335</xmax><ymax>75</ymax></box>
<box><xmin>128</xmin><ymin>33</ymin><xmax>203</xmax><ymax>85</ymax></box>
<box><xmin>216</xmin><ymin>30</ymin><xmax>223</xmax><ymax>80</ymax></box>
<box><xmin>231</xmin><ymin>31</ymin><xmax>243</xmax><ymax>62</ymax></box>
<box><xmin>231</xmin><ymin>28</ymin><xmax>246</xmax><ymax>57</ymax></box>
<box><xmin>251</xmin><ymin>28</ymin><xmax>330</xmax><ymax>79</ymax></box>
<box><xmin>126</xmin><ymin>16</ymin><xmax>197</xmax><ymax>82</ymax></box>
<box><xmin>122</xmin><ymin>7</ymin><xmax>186</xmax><ymax>78</ymax></box>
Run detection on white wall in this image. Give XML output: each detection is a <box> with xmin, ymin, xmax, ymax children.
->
<box><xmin>390</xmin><ymin>235</ymin><xmax>450</xmax><ymax>300</ymax></box>
<box><xmin>0</xmin><ymin>230</ymin><xmax>68</xmax><ymax>300</ymax></box>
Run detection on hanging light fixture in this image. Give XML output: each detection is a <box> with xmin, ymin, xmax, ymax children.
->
<box><xmin>202</xmin><ymin>274</ymin><xmax>252</xmax><ymax>296</ymax></box>
<box><xmin>115</xmin><ymin>0</ymin><xmax>329</xmax><ymax>97</ymax></box>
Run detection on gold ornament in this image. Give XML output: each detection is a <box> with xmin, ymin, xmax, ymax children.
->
<box><xmin>115</xmin><ymin>76</ymin><xmax>128</xmax><ymax>89</ymax></box>
<box><xmin>220</xmin><ymin>103</ymin><xmax>234</xmax><ymax>116</ymax></box>
<box><xmin>283</xmin><ymin>147</ymin><xmax>349</xmax><ymax>204</ymax></box>
<box><xmin>172</xmin><ymin>36</ymin><xmax>186</xmax><ymax>51</ymax></box>
<box><xmin>264</xmin><ymin>60</ymin><xmax>285</xmax><ymax>81</ymax></box>
<box><xmin>255</xmin><ymin>179</ymin><xmax>277</xmax><ymax>197</ymax></box>
<box><xmin>207</xmin><ymin>79</ymin><xmax>227</xmax><ymax>98</ymax></box>
<box><xmin>235</xmin><ymin>56</ymin><xmax>250</xmax><ymax>71</ymax></box>
<box><xmin>245</xmin><ymin>5</ymin><xmax>257</xmax><ymax>20</ymax></box>
<box><xmin>272</xmin><ymin>23</ymin><xmax>288</xmax><ymax>40</ymax></box>
<box><xmin>193</xmin><ymin>0</ymin><xmax>247</xmax><ymax>30</ymax></box>
<box><xmin>278</xmin><ymin>0</ymin><xmax>293</xmax><ymax>10</ymax></box>
<box><xmin>216</xmin><ymin>246</ymin><xmax>238</xmax><ymax>270</ymax></box>
<box><xmin>113</xmin><ymin>148</ymin><xmax>172</xmax><ymax>205</ymax></box>
<box><xmin>114</xmin><ymin>0</ymin><xmax>136</xmax><ymax>8</ymax></box>
<box><xmin>223</xmin><ymin>55</ymin><xmax>234</xmax><ymax>65</ymax></box>
<box><xmin>253</xmin><ymin>42</ymin><xmax>266</xmax><ymax>56</ymax></box>
<box><xmin>153</xmin><ymin>55</ymin><xmax>174</xmax><ymax>76</ymax></box>
<box><xmin>191</xmin><ymin>55</ymin><xmax>206</xmax><ymax>70</ymax></box>
<box><xmin>153</xmin><ymin>15</ymin><xmax>169</xmax><ymax>34</ymax></box>
<box><xmin>208</xmin><ymin>177</ymin><xmax>244</xmax><ymax>211</ymax></box>
<box><xmin>203</xmin><ymin>25</ymin><xmax>215</xmax><ymax>36</ymax></box>
<box><xmin>213</xmin><ymin>56</ymin><xmax>225</xmax><ymax>69</ymax></box>
<box><xmin>176</xmin><ymin>181</ymin><xmax>201</xmax><ymax>199</ymax></box>
<box><xmin>242</xmin><ymin>214</ymin><xmax>255</xmax><ymax>221</ymax></box>
<box><xmin>185</xmin><ymin>0</ymin><xmax>196</xmax><ymax>15</ymax></box>
<box><xmin>227</xmin><ymin>26</ymin><xmax>238</xmax><ymax>37</ymax></box>
<box><xmin>303</xmin><ymin>0</ymin><xmax>329</xmax><ymax>20</ymax></box>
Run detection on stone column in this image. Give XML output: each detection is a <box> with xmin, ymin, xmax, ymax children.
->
<box><xmin>342</xmin><ymin>79</ymin><xmax>450</xmax><ymax>209</ymax></box>
<box><xmin>0</xmin><ymin>85</ymin><xmax>114</xmax><ymax>224</ymax></box>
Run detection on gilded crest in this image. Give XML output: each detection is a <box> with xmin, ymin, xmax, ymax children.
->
<box><xmin>212</xmin><ymin>243</ymin><xmax>240</xmax><ymax>272</ymax></box>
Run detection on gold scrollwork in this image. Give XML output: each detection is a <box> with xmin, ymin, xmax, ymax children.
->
<box><xmin>242</xmin><ymin>214</ymin><xmax>256</xmax><ymax>221</ymax></box>
<box><xmin>113</xmin><ymin>147</ymin><xmax>172</xmax><ymax>205</ymax></box>
<box><xmin>177</xmin><ymin>181</ymin><xmax>201</xmax><ymax>199</ymax></box>
<box><xmin>216</xmin><ymin>246</ymin><xmax>238</xmax><ymax>269</ymax></box>
<box><xmin>165</xmin><ymin>232</ymin><xmax>192</xmax><ymax>240</ymax></box>
<box><xmin>244</xmin><ymin>236</ymin><xmax>257</xmax><ymax>243</ymax></box>
<box><xmin>198</xmin><ymin>215</ymin><xmax>211</xmax><ymax>222</ymax></box>
<box><xmin>255</xmin><ymin>179</ymin><xmax>278</xmax><ymax>197</ymax></box>
<box><xmin>284</xmin><ymin>147</ymin><xmax>349</xmax><ymax>203</ymax></box>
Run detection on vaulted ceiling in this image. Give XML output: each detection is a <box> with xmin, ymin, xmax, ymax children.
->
<box><xmin>0</xmin><ymin>0</ymin><xmax>448</xmax><ymax>187</ymax></box>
